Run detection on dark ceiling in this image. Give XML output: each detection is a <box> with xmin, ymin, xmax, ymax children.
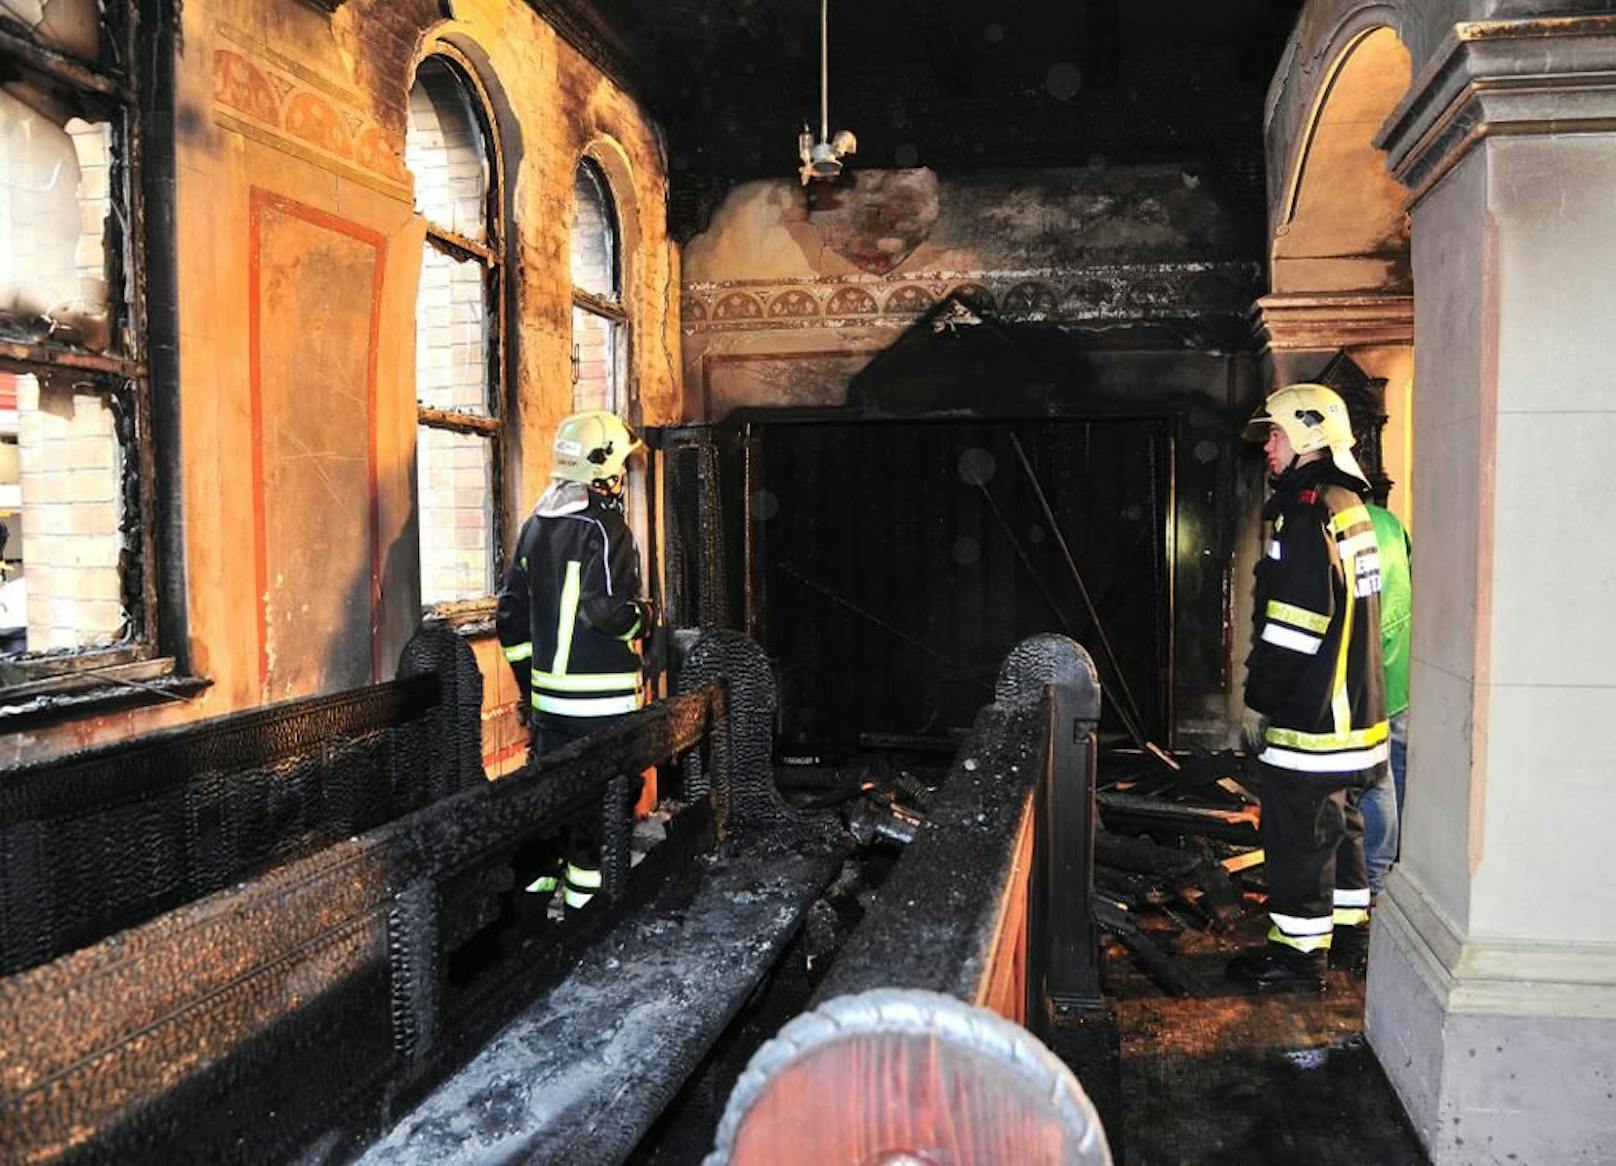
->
<box><xmin>538</xmin><ymin>0</ymin><xmax>1305</xmax><ymax>235</ymax></box>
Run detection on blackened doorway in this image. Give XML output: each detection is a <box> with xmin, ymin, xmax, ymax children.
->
<box><xmin>745</xmin><ymin>418</ymin><xmax>1172</xmax><ymax>756</ymax></box>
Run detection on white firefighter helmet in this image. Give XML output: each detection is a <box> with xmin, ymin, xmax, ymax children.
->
<box><xmin>1243</xmin><ymin>382</ymin><xmax>1366</xmax><ymax>482</ymax></box>
<box><xmin>551</xmin><ymin>410</ymin><xmax>643</xmax><ymax>492</ymax></box>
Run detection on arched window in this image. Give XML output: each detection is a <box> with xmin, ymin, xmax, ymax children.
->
<box><xmin>570</xmin><ymin>159</ymin><xmax>627</xmax><ymax>413</ymax></box>
<box><xmin>406</xmin><ymin>53</ymin><xmax>504</xmax><ymax>610</ymax></box>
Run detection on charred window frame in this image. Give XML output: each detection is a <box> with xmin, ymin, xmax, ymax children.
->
<box><xmin>407</xmin><ymin>48</ymin><xmax>507</xmax><ymax>623</ymax></box>
<box><xmin>570</xmin><ymin>158</ymin><xmax>628</xmax><ymax>416</ymax></box>
<box><xmin>0</xmin><ymin>1</ymin><xmax>168</xmax><ymax>688</ymax></box>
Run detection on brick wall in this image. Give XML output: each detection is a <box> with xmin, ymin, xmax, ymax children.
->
<box><xmin>14</xmin><ymin>375</ymin><xmax>125</xmax><ymax>652</ymax></box>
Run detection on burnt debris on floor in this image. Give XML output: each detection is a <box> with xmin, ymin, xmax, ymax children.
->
<box><xmin>1089</xmin><ymin>749</ymin><xmax>1262</xmax><ymax>1000</ymax></box>
<box><xmin>1085</xmin><ymin>749</ymin><xmax>1427</xmax><ymax>1165</ymax></box>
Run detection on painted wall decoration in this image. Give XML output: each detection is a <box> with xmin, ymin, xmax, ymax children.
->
<box><xmin>285</xmin><ymin>92</ymin><xmax>354</xmax><ymax>158</ymax></box>
<box><xmin>211</xmin><ymin>28</ymin><xmax>410</xmax><ymax>195</ymax></box>
<box><xmin>214</xmin><ymin>50</ymin><xmax>281</xmax><ymax>124</ymax></box>
<box><xmin>249</xmin><ymin>190</ymin><xmax>386</xmax><ymax>701</ymax></box>
<box><xmin>682</xmin><ymin>261</ymin><xmax>1261</xmax><ymax>333</ymax></box>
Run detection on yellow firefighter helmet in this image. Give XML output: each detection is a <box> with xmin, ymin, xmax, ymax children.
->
<box><xmin>1243</xmin><ymin>382</ymin><xmax>1366</xmax><ymax>482</ymax></box>
<box><xmin>551</xmin><ymin>410</ymin><xmax>643</xmax><ymax>492</ymax></box>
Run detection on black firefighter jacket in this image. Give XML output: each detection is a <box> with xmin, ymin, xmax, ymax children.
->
<box><xmin>496</xmin><ymin>486</ymin><xmax>646</xmax><ymax>720</ymax></box>
<box><xmin>1244</xmin><ymin>459</ymin><xmax>1390</xmax><ymax>784</ymax></box>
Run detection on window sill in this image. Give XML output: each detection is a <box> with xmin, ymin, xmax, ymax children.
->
<box><xmin>0</xmin><ymin>658</ymin><xmax>212</xmax><ymax>732</ymax></box>
<box><xmin>423</xmin><ymin>598</ymin><xmax>497</xmax><ymax>638</ymax></box>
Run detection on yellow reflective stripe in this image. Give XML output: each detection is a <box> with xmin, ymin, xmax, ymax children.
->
<box><xmin>565</xmin><ymin>863</ymin><xmax>602</xmax><ymax>889</ymax></box>
<box><xmin>1264</xmin><ymin>720</ymin><xmax>1388</xmax><ymax>752</ymax></box>
<box><xmin>1333</xmin><ymin>908</ymin><xmax>1370</xmax><ymax>927</ymax></box>
<box><xmin>532</xmin><ymin>669</ymin><xmax>640</xmax><ymax>692</ymax></box>
<box><xmin>616</xmin><ymin>612</ymin><xmax>643</xmax><ymax>642</ymax></box>
<box><xmin>1332</xmin><ymin>572</ymin><xmax>1355</xmax><ymax>734</ymax></box>
<box><xmin>552</xmin><ymin>560</ymin><xmax>582</xmax><ymax>675</ymax></box>
<box><xmin>1267</xmin><ymin>925</ymin><xmax>1332</xmax><ymax>953</ymax></box>
<box><xmin>1266</xmin><ymin>600</ymin><xmax>1329</xmax><ymax>634</ymax></box>
<box><xmin>524</xmin><ymin>874</ymin><xmax>559</xmax><ymax>893</ymax></box>
<box><xmin>504</xmin><ymin>642</ymin><xmax>533</xmax><ymax>662</ymax></box>
<box><xmin>1329</xmin><ymin>505</ymin><xmax>1371</xmax><ymax>534</ymax></box>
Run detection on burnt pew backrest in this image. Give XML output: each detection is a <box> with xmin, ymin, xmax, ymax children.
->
<box><xmin>811</xmin><ymin>632</ymin><xmax>1102</xmax><ymax>1021</ymax></box>
<box><xmin>0</xmin><ymin>627</ymin><xmax>483</xmax><ymax>976</ymax></box>
<box><xmin>0</xmin><ymin>684</ymin><xmax>721</xmax><ymax>1166</ymax></box>
<box><xmin>704</xmin><ymin>635</ymin><xmax>1112</xmax><ymax>1165</ymax></box>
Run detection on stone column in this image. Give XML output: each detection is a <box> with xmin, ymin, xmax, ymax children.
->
<box><xmin>1367</xmin><ymin>17</ymin><xmax>1616</xmax><ymax>1163</ymax></box>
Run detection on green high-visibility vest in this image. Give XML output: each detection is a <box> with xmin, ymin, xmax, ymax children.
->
<box><xmin>1368</xmin><ymin>505</ymin><xmax>1411</xmax><ymax>717</ymax></box>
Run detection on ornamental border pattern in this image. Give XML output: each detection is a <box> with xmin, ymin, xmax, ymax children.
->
<box><xmin>211</xmin><ymin>28</ymin><xmax>410</xmax><ymax>198</ymax></box>
<box><xmin>680</xmin><ymin>261</ymin><xmax>1261</xmax><ymax>333</ymax></box>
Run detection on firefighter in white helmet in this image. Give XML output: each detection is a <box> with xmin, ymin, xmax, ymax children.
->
<box><xmin>1228</xmin><ymin>383</ymin><xmax>1389</xmax><ymax>992</ymax></box>
<box><xmin>496</xmin><ymin>410</ymin><xmax>655</xmax><ymax>911</ymax></box>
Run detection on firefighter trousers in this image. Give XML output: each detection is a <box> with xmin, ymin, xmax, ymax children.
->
<box><xmin>534</xmin><ymin>712</ymin><xmax>631</xmax><ymax>871</ymax></box>
<box><xmin>1259</xmin><ymin>762</ymin><xmax>1370</xmax><ymax>953</ymax></box>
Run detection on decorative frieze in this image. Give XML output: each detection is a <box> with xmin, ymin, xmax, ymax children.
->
<box><xmin>680</xmin><ymin>261</ymin><xmax>1260</xmax><ymax>334</ymax></box>
<box><xmin>211</xmin><ymin>28</ymin><xmax>410</xmax><ymax>198</ymax></box>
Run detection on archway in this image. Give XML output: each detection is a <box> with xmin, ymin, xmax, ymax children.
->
<box><xmin>1258</xmin><ymin>18</ymin><xmax>1414</xmax><ymax>523</ymax></box>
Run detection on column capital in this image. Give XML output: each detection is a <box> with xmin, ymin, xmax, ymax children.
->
<box><xmin>1378</xmin><ymin>15</ymin><xmax>1616</xmax><ymax>204</ymax></box>
<box><xmin>1250</xmin><ymin>291</ymin><xmax>1414</xmax><ymax>354</ymax></box>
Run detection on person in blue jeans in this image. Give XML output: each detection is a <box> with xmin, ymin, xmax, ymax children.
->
<box><xmin>1360</xmin><ymin>502</ymin><xmax>1411</xmax><ymax>899</ymax></box>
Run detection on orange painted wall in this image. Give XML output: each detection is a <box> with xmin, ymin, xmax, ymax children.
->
<box><xmin>1</xmin><ymin>0</ymin><xmax>679</xmax><ymax>766</ymax></box>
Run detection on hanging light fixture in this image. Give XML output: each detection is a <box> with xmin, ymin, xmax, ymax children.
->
<box><xmin>798</xmin><ymin>0</ymin><xmax>857</xmax><ymax>184</ymax></box>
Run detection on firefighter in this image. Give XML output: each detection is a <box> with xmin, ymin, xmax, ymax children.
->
<box><xmin>1229</xmin><ymin>383</ymin><xmax>1389</xmax><ymax>993</ymax></box>
<box><xmin>496</xmin><ymin>409</ymin><xmax>655</xmax><ymax>911</ymax></box>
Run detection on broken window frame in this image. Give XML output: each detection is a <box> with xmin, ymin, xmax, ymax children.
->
<box><xmin>0</xmin><ymin>0</ymin><xmax>163</xmax><ymax>687</ymax></box>
<box><xmin>410</xmin><ymin>47</ymin><xmax>507</xmax><ymax>626</ymax></box>
<box><xmin>570</xmin><ymin>157</ymin><xmax>630</xmax><ymax>416</ymax></box>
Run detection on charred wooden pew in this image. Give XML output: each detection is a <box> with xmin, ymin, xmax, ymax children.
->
<box><xmin>354</xmin><ymin>630</ymin><xmax>843</xmax><ymax>1166</ymax></box>
<box><xmin>706</xmin><ymin>633</ymin><xmax>1115</xmax><ymax>1165</ymax></box>
<box><xmin>0</xmin><ymin>628</ymin><xmax>483</xmax><ymax>978</ymax></box>
<box><xmin>0</xmin><ymin>630</ymin><xmax>839</xmax><ymax>1165</ymax></box>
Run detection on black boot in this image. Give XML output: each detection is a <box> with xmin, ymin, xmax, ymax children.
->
<box><xmin>1227</xmin><ymin>944</ymin><xmax>1327</xmax><ymax>994</ymax></box>
<box><xmin>1328</xmin><ymin>923</ymin><xmax>1369</xmax><ymax>977</ymax></box>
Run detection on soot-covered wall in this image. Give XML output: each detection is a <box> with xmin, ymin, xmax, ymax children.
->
<box><xmin>681</xmin><ymin>164</ymin><xmax>1269</xmax><ymax>748</ymax></box>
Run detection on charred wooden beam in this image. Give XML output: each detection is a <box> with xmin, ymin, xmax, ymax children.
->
<box><xmin>1097</xmin><ymin>789</ymin><xmax>1262</xmax><ymax>843</ymax></box>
